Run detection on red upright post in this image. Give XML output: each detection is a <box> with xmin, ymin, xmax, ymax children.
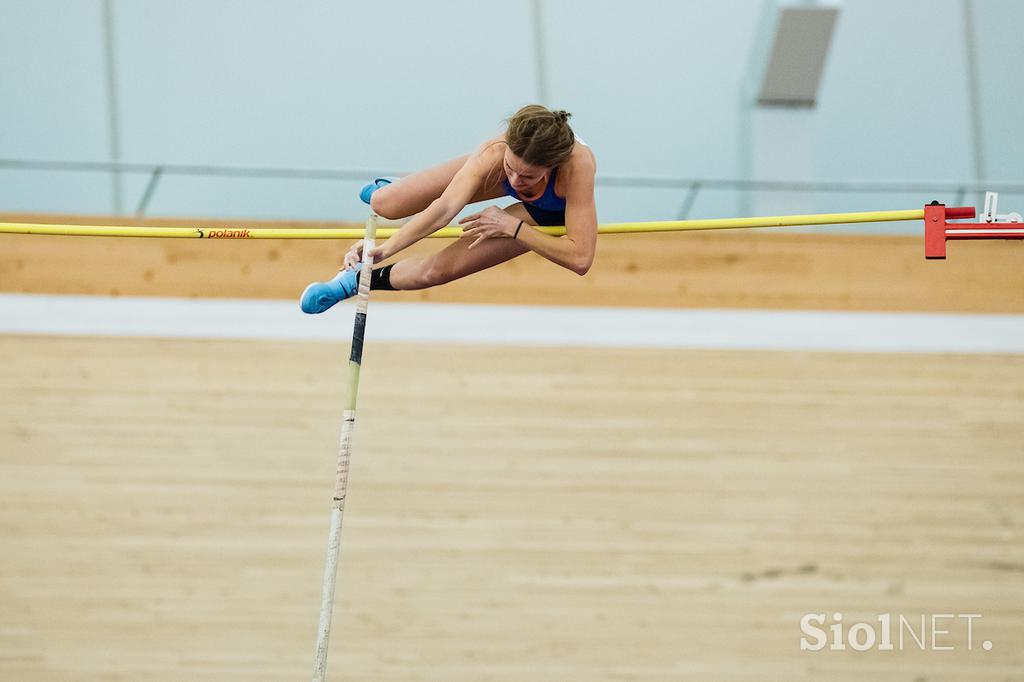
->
<box><xmin>923</xmin><ymin>200</ymin><xmax>1024</xmax><ymax>259</ymax></box>
<box><xmin>924</xmin><ymin>202</ymin><xmax>949</xmax><ymax>259</ymax></box>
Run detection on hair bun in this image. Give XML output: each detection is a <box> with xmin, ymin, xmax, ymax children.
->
<box><xmin>554</xmin><ymin>110</ymin><xmax>571</xmax><ymax>124</ymax></box>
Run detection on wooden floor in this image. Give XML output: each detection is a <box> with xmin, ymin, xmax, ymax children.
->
<box><xmin>1</xmin><ymin>335</ymin><xmax>1021</xmax><ymax>680</ymax></box>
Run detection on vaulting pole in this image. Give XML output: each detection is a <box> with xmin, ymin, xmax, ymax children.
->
<box><xmin>311</xmin><ymin>214</ymin><xmax>377</xmax><ymax>681</ymax></box>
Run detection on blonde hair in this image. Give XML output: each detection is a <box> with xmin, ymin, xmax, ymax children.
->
<box><xmin>505</xmin><ymin>104</ymin><xmax>575</xmax><ymax>168</ymax></box>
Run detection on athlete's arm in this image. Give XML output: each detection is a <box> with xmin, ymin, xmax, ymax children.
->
<box><xmin>373</xmin><ymin>147</ymin><xmax>497</xmax><ymax>261</ymax></box>
<box><xmin>467</xmin><ymin>153</ymin><xmax>597</xmax><ymax>275</ymax></box>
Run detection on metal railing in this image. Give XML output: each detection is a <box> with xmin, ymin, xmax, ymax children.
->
<box><xmin>2</xmin><ymin>157</ymin><xmax>1022</xmax><ymax>221</ymax></box>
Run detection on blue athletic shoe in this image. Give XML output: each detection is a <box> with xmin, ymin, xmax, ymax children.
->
<box><xmin>300</xmin><ymin>264</ymin><xmax>362</xmax><ymax>314</ymax></box>
<box><xmin>359</xmin><ymin>176</ymin><xmax>397</xmax><ymax>205</ymax></box>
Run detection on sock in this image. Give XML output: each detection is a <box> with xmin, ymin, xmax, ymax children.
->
<box><xmin>370</xmin><ymin>264</ymin><xmax>397</xmax><ymax>291</ymax></box>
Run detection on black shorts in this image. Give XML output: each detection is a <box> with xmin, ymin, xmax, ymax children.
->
<box><xmin>523</xmin><ymin>203</ymin><xmax>566</xmax><ymax>227</ymax></box>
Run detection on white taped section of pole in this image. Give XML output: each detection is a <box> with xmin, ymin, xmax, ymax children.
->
<box><xmin>312</xmin><ymin>215</ymin><xmax>377</xmax><ymax>681</ymax></box>
<box><xmin>312</xmin><ymin>507</ymin><xmax>343</xmax><ymax>680</ymax></box>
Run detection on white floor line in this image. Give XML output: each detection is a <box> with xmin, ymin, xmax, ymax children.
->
<box><xmin>1</xmin><ymin>293</ymin><xmax>1022</xmax><ymax>354</ymax></box>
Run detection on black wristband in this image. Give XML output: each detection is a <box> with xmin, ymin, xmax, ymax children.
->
<box><xmin>514</xmin><ymin>220</ymin><xmax>524</xmax><ymax>239</ymax></box>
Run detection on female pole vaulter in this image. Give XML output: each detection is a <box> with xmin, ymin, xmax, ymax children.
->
<box><xmin>300</xmin><ymin>104</ymin><xmax>597</xmax><ymax>313</ymax></box>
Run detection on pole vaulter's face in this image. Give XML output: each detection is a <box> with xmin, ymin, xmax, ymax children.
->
<box><xmin>502</xmin><ymin>150</ymin><xmax>550</xmax><ymax>197</ymax></box>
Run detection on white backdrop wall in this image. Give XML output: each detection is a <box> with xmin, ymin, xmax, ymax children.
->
<box><xmin>0</xmin><ymin>0</ymin><xmax>1021</xmax><ymax>230</ymax></box>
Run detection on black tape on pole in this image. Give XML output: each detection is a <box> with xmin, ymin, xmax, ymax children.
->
<box><xmin>350</xmin><ymin>312</ymin><xmax>367</xmax><ymax>364</ymax></box>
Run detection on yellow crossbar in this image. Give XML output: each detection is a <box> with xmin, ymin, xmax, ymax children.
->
<box><xmin>0</xmin><ymin>209</ymin><xmax>925</xmax><ymax>240</ymax></box>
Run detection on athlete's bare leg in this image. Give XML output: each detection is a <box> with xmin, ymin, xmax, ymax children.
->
<box><xmin>370</xmin><ymin>155</ymin><xmax>505</xmax><ymax>219</ymax></box>
<box><xmin>386</xmin><ymin>203</ymin><xmax>534</xmax><ymax>289</ymax></box>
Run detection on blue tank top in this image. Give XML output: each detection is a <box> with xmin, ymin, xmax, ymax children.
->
<box><xmin>501</xmin><ymin>167</ymin><xmax>566</xmax><ymax>212</ymax></box>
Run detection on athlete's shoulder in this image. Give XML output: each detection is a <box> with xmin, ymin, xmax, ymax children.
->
<box><xmin>563</xmin><ymin>141</ymin><xmax>597</xmax><ymax>180</ymax></box>
<box><xmin>464</xmin><ymin>136</ymin><xmax>506</xmax><ymax>173</ymax></box>
<box><xmin>473</xmin><ymin>135</ymin><xmax>507</xmax><ymax>158</ymax></box>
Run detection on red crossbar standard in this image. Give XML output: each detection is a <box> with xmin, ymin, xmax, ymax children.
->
<box><xmin>925</xmin><ymin>193</ymin><xmax>1024</xmax><ymax>259</ymax></box>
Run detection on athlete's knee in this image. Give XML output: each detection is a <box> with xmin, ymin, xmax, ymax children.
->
<box><xmin>394</xmin><ymin>258</ymin><xmax>449</xmax><ymax>290</ymax></box>
<box><xmin>369</xmin><ymin>185</ymin><xmax>404</xmax><ymax>220</ymax></box>
<box><xmin>422</xmin><ymin>259</ymin><xmax>455</xmax><ymax>288</ymax></box>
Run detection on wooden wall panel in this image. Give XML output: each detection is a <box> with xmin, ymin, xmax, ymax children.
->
<box><xmin>1</xmin><ymin>213</ymin><xmax>1022</xmax><ymax>311</ymax></box>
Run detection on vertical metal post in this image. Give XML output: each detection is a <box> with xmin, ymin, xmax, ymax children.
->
<box><xmin>962</xmin><ymin>0</ymin><xmax>986</xmax><ymax>210</ymax></box>
<box><xmin>530</xmin><ymin>0</ymin><xmax>549</xmax><ymax>105</ymax></box>
<box><xmin>738</xmin><ymin>0</ymin><xmax>778</xmax><ymax>217</ymax></box>
<box><xmin>135</xmin><ymin>166</ymin><xmax>164</xmax><ymax>218</ymax></box>
<box><xmin>101</xmin><ymin>0</ymin><xmax>123</xmax><ymax>215</ymax></box>
<box><xmin>676</xmin><ymin>181</ymin><xmax>702</xmax><ymax>220</ymax></box>
<box><xmin>954</xmin><ymin>185</ymin><xmax>967</xmax><ymax>210</ymax></box>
